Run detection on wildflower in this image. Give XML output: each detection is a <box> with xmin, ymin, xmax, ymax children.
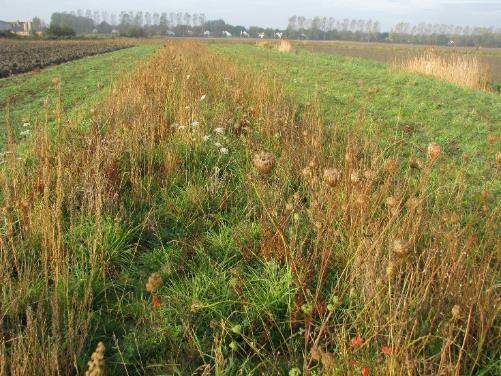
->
<box><xmin>191</xmin><ymin>121</ymin><xmax>200</xmax><ymax>127</ymax></box>
<box><xmin>451</xmin><ymin>305</ymin><xmax>461</xmax><ymax>320</ymax></box>
<box><xmin>351</xmin><ymin>336</ymin><xmax>363</xmax><ymax>347</ymax></box>
<box><xmin>253</xmin><ymin>151</ymin><xmax>276</xmax><ymax>175</ymax></box>
<box><xmin>391</xmin><ymin>239</ymin><xmax>409</xmax><ymax>258</ymax></box>
<box><xmin>214</xmin><ymin>142</ymin><xmax>223</xmax><ymax>148</ymax></box>
<box><xmin>463</xmin><ymin>153</ymin><xmax>470</xmax><ymax>162</ymax></box>
<box><xmin>200</xmin><ymin>94</ymin><xmax>207</xmax><ymax>101</ymax></box>
<box><xmin>382</xmin><ymin>346</ymin><xmax>392</xmax><ymax>355</ymax></box>
<box><xmin>85</xmin><ymin>342</ymin><xmax>105</xmax><ymax>376</ymax></box>
<box><xmin>285</xmin><ymin>202</ymin><xmax>294</xmax><ymax>212</ymax></box>
<box><xmin>214</xmin><ymin>127</ymin><xmax>225</xmax><ymax>134</ymax></box>
<box><xmin>152</xmin><ymin>295</ymin><xmax>161</xmax><ymax>308</ymax></box>
<box><xmin>301</xmin><ymin>303</ymin><xmax>313</xmax><ymax>315</ymax></box>
<box><xmin>427</xmin><ymin>143</ymin><xmax>441</xmax><ymax>161</ymax></box>
<box><xmin>203</xmin><ymin>135</ymin><xmax>211</xmax><ymax>142</ymax></box>
<box><xmin>170</xmin><ymin>123</ymin><xmax>180</xmax><ymax>128</ymax></box>
<box><xmin>220</xmin><ymin>147</ymin><xmax>229</xmax><ymax>155</ymax></box>
<box><xmin>191</xmin><ymin>299</ymin><xmax>203</xmax><ymax>312</ymax></box>
<box><xmin>323</xmin><ymin>168</ymin><xmax>342</xmax><ymax>187</ymax></box>
<box><xmin>361</xmin><ymin>367</ymin><xmax>369</xmax><ymax>376</ymax></box>
<box><xmin>289</xmin><ymin>368</ymin><xmax>301</xmax><ymax>376</ymax></box>
<box><xmin>186</xmin><ymin>74</ymin><xmax>191</xmax><ymax>80</ymax></box>
<box><xmin>145</xmin><ymin>273</ymin><xmax>163</xmax><ymax>293</ymax></box>
<box><xmin>22</xmin><ymin>122</ymin><xmax>30</xmax><ymax>127</ymax></box>
<box><xmin>20</xmin><ymin>130</ymin><xmax>30</xmax><ymax>136</ymax></box>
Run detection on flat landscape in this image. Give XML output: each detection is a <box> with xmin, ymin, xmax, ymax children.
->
<box><xmin>297</xmin><ymin>40</ymin><xmax>501</xmax><ymax>83</ymax></box>
<box><xmin>0</xmin><ymin>37</ymin><xmax>499</xmax><ymax>376</ymax></box>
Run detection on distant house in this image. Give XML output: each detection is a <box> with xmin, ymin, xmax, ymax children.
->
<box><xmin>0</xmin><ymin>20</ymin><xmax>33</xmax><ymax>35</ymax></box>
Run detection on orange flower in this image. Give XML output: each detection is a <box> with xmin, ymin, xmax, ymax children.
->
<box><xmin>382</xmin><ymin>346</ymin><xmax>392</xmax><ymax>355</ymax></box>
<box><xmin>351</xmin><ymin>336</ymin><xmax>363</xmax><ymax>347</ymax></box>
<box><xmin>361</xmin><ymin>367</ymin><xmax>369</xmax><ymax>376</ymax></box>
<box><xmin>152</xmin><ymin>295</ymin><xmax>161</xmax><ymax>308</ymax></box>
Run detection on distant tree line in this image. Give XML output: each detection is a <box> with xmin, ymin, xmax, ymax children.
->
<box><xmin>286</xmin><ymin>16</ymin><xmax>501</xmax><ymax>47</ymax></box>
<box><xmin>35</xmin><ymin>9</ymin><xmax>501</xmax><ymax>47</ymax></box>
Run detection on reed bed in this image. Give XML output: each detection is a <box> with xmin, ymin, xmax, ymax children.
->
<box><xmin>0</xmin><ymin>41</ymin><xmax>498</xmax><ymax>375</ymax></box>
<box><xmin>396</xmin><ymin>49</ymin><xmax>491</xmax><ymax>90</ymax></box>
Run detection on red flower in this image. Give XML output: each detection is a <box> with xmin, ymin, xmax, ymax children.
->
<box><xmin>351</xmin><ymin>336</ymin><xmax>363</xmax><ymax>347</ymax></box>
<box><xmin>361</xmin><ymin>367</ymin><xmax>369</xmax><ymax>376</ymax></box>
<box><xmin>382</xmin><ymin>346</ymin><xmax>392</xmax><ymax>355</ymax></box>
<box><xmin>152</xmin><ymin>295</ymin><xmax>161</xmax><ymax>308</ymax></box>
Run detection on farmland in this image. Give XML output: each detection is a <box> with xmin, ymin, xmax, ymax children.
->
<box><xmin>0</xmin><ymin>40</ymin><xmax>133</xmax><ymax>78</ymax></box>
<box><xmin>296</xmin><ymin>40</ymin><xmax>501</xmax><ymax>83</ymax></box>
<box><xmin>0</xmin><ymin>39</ymin><xmax>499</xmax><ymax>375</ymax></box>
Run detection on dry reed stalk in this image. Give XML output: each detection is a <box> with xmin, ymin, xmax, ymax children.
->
<box><xmin>396</xmin><ymin>49</ymin><xmax>491</xmax><ymax>90</ymax></box>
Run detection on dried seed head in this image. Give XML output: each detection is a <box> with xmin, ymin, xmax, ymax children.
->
<box><xmin>487</xmin><ymin>133</ymin><xmax>499</xmax><ymax>145</ymax></box>
<box><xmin>302</xmin><ymin>166</ymin><xmax>313</xmax><ymax>179</ymax></box>
<box><xmin>145</xmin><ymin>273</ymin><xmax>163</xmax><ymax>293</ymax></box>
<box><xmin>293</xmin><ymin>192</ymin><xmax>301</xmax><ymax>202</ymax></box>
<box><xmin>85</xmin><ymin>342</ymin><xmax>105</xmax><ymax>376</ymax></box>
<box><xmin>320</xmin><ymin>351</ymin><xmax>336</xmax><ymax>371</ymax></box>
<box><xmin>308</xmin><ymin>159</ymin><xmax>316</xmax><ymax>168</ymax></box>
<box><xmin>310</xmin><ymin>346</ymin><xmax>322</xmax><ymax>362</ymax></box>
<box><xmin>253</xmin><ymin>151</ymin><xmax>275</xmax><ymax>175</ymax></box>
<box><xmin>355</xmin><ymin>193</ymin><xmax>367</xmax><ymax>207</ymax></box>
<box><xmin>385</xmin><ymin>196</ymin><xmax>398</xmax><ymax>208</ymax></box>
<box><xmin>409</xmin><ymin>157</ymin><xmax>423</xmax><ymax>170</ymax></box>
<box><xmin>385</xmin><ymin>158</ymin><xmax>397</xmax><ymax>174</ymax></box>
<box><xmin>463</xmin><ymin>153</ymin><xmax>470</xmax><ymax>162</ymax></box>
<box><xmin>451</xmin><ymin>305</ymin><xmax>461</xmax><ymax>320</ymax></box>
<box><xmin>323</xmin><ymin>168</ymin><xmax>341</xmax><ymax>187</ymax></box>
<box><xmin>52</xmin><ymin>77</ymin><xmax>61</xmax><ymax>86</ymax></box>
<box><xmin>386</xmin><ymin>261</ymin><xmax>395</xmax><ymax>278</ymax></box>
<box><xmin>427</xmin><ymin>143</ymin><xmax>441</xmax><ymax>161</ymax></box>
<box><xmin>406</xmin><ymin>197</ymin><xmax>420</xmax><ymax>209</ymax></box>
<box><xmin>350</xmin><ymin>171</ymin><xmax>360</xmax><ymax>184</ymax></box>
<box><xmin>391</xmin><ymin>239</ymin><xmax>409</xmax><ymax>258</ymax></box>
<box><xmin>363</xmin><ymin>169</ymin><xmax>376</xmax><ymax>180</ymax></box>
<box><xmin>285</xmin><ymin>202</ymin><xmax>294</xmax><ymax>212</ymax></box>
<box><xmin>496</xmin><ymin>152</ymin><xmax>501</xmax><ymax>167</ymax></box>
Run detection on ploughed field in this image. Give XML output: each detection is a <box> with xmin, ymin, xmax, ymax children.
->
<box><xmin>0</xmin><ymin>40</ymin><xmax>133</xmax><ymax>78</ymax></box>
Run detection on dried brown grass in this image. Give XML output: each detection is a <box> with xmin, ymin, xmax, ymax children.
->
<box><xmin>397</xmin><ymin>49</ymin><xmax>491</xmax><ymax>90</ymax></box>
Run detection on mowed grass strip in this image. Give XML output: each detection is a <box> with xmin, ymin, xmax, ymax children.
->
<box><xmin>0</xmin><ymin>44</ymin><xmax>159</xmax><ymax>145</ymax></box>
<box><xmin>210</xmin><ymin>43</ymin><xmax>500</xmax><ymax>195</ymax></box>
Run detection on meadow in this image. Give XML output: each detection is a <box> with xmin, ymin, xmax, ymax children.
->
<box><xmin>0</xmin><ymin>39</ymin><xmax>499</xmax><ymax>375</ymax></box>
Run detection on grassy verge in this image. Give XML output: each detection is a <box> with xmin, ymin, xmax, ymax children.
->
<box><xmin>0</xmin><ymin>44</ymin><xmax>159</xmax><ymax>145</ymax></box>
<box><xmin>0</xmin><ymin>41</ymin><xmax>499</xmax><ymax>375</ymax></box>
<box><xmin>210</xmin><ymin>43</ymin><xmax>500</xmax><ymax>197</ymax></box>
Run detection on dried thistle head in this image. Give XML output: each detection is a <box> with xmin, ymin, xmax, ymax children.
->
<box><xmin>391</xmin><ymin>238</ymin><xmax>409</xmax><ymax>258</ymax></box>
<box><xmin>409</xmin><ymin>157</ymin><xmax>423</xmax><ymax>170</ymax></box>
<box><xmin>253</xmin><ymin>151</ymin><xmax>275</xmax><ymax>175</ymax></box>
<box><xmin>323</xmin><ymin>168</ymin><xmax>341</xmax><ymax>187</ymax></box>
<box><xmin>427</xmin><ymin>143</ymin><xmax>441</xmax><ymax>161</ymax></box>
<box><xmin>451</xmin><ymin>305</ymin><xmax>461</xmax><ymax>321</ymax></box>
<box><xmin>85</xmin><ymin>342</ymin><xmax>105</xmax><ymax>376</ymax></box>
<box><xmin>487</xmin><ymin>133</ymin><xmax>499</xmax><ymax>145</ymax></box>
<box><xmin>52</xmin><ymin>76</ymin><xmax>61</xmax><ymax>86</ymax></box>
<box><xmin>145</xmin><ymin>272</ymin><xmax>163</xmax><ymax>293</ymax></box>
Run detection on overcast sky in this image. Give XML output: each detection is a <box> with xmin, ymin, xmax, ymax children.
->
<box><xmin>1</xmin><ymin>0</ymin><xmax>500</xmax><ymax>30</ymax></box>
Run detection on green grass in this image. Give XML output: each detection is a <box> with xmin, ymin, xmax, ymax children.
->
<box><xmin>210</xmin><ymin>44</ymin><xmax>500</xmax><ymax>196</ymax></box>
<box><xmin>0</xmin><ymin>44</ymin><xmax>159</xmax><ymax>145</ymax></box>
